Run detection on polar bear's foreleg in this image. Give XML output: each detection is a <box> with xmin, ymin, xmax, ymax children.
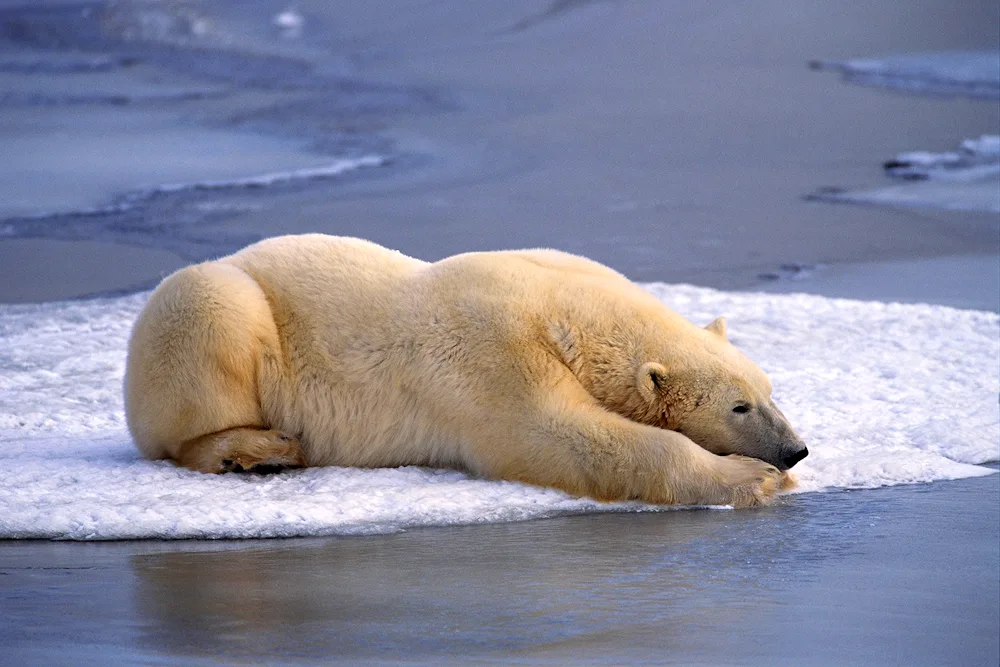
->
<box><xmin>485</xmin><ymin>391</ymin><xmax>786</xmax><ymax>507</ymax></box>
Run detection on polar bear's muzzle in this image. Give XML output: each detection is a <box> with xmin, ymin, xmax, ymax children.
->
<box><xmin>779</xmin><ymin>443</ymin><xmax>809</xmax><ymax>470</ymax></box>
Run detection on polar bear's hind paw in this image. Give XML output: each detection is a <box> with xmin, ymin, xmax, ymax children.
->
<box><xmin>179</xmin><ymin>428</ymin><xmax>306</xmax><ymax>475</ymax></box>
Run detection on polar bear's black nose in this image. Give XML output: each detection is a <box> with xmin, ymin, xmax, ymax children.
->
<box><xmin>782</xmin><ymin>447</ymin><xmax>809</xmax><ymax>469</ymax></box>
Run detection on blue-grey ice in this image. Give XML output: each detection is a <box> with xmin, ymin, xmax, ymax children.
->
<box><xmin>808</xmin><ymin>51</ymin><xmax>1000</xmax><ymax>213</ymax></box>
<box><xmin>810</xmin><ymin>135</ymin><xmax>1000</xmax><ymax>213</ymax></box>
<box><xmin>813</xmin><ymin>51</ymin><xmax>1000</xmax><ymax>99</ymax></box>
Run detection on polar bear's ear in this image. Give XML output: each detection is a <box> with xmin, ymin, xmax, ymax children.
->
<box><xmin>705</xmin><ymin>316</ymin><xmax>727</xmax><ymax>339</ymax></box>
<box><xmin>637</xmin><ymin>362</ymin><xmax>669</xmax><ymax>402</ymax></box>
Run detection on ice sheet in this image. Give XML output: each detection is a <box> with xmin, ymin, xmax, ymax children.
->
<box><xmin>808</xmin><ymin>136</ymin><xmax>1000</xmax><ymax>213</ymax></box>
<box><xmin>812</xmin><ymin>51</ymin><xmax>1000</xmax><ymax>99</ymax></box>
<box><xmin>808</xmin><ymin>51</ymin><xmax>1000</xmax><ymax>213</ymax></box>
<box><xmin>752</xmin><ymin>254</ymin><xmax>1000</xmax><ymax>314</ymax></box>
<box><xmin>1</xmin><ymin>286</ymin><xmax>997</xmax><ymax>540</ymax></box>
<box><xmin>144</xmin><ymin>156</ymin><xmax>387</xmax><ymax>197</ymax></box>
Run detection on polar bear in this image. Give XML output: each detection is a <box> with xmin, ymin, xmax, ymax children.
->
<box><xmin>125</xmin><ymin>235</ymin><xmax>807</xmax><ymax>507</ymax></box>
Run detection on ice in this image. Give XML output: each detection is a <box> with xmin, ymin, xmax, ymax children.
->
<box><xmin>807</xmin><ymin>53</ymin><xmax>1000</xmax><ymax>213</ymax></box>
<box><xmin>885</xmin><ymin>135</ymin><xmax>1000</xmax><ymax>182</ymax></box>
<box><xmin>0</xmin><ymin>285</ymin><xmax>997</xmax><ymax>540</ymax></box>
<box><xmin>962</xmin><ymin>135</ymin><xmax>1000</xmax><ymax>156</ymax></box>
<box><xmin>273</xmin><ymin>8</ymin><xmax>305</xmax><ymax>39</ymax></box>
<box><xmin>753</xmin><ymin>255</ymin><xmax>1000</xmax><ymax>314</ymax></box>
<box><xmin>139</xmin><ymin>155</ymin><xmax>387</xmax><ymax>197</ymax></box>
<box><xmin>808</xmin><ymin>136</ymin><xmax>1000</xmax><ymax>214</ymax></box>
<box><xmin>812</xmin><ymin>51</ymin><xmax>1000</xmax><ymax>99</ymax></box>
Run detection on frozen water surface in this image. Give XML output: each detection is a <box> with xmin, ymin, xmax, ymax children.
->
<box><xmin>0</xmin><ymin>285</ymin><xmax>996</xmax><ymax>540</ymax></box>
<box><xmin>754</xmin><ymin>254</ymin><xmax>1000</xmax><ymax>313</ymax></box>
<box><xmin>808</xmin><ymin>135</ymin><xmax>1000</xmax><ymax>214</ymax></box>
<box><xmin>0</xmin><ymin>238</ymin><xmax>186</xmax><ymax>304</ymax></box>
<box><xmin>812</xmin><ymin>51</ymin><xmax>1000</xmax><ymax>99</ymax></box>
<box><xmin>0</xmin><ymin>1</ymin><xmax>996</xmax><ymax>662</ymax></box>
<box><xmin>1</xmin><ymin>116</ymin><xmax>379</xmax><ymax>220</ymax></box>
<box><xmin>808</xmin><ymin>49</ymin><xmax>1000</xmax><ymax>214</ymax></box>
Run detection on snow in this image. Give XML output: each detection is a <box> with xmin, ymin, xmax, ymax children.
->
<box><xmin>273</xmin><ymin>9</ymin><xmax>304</xmax><ymax>31</ymax></box>
<box><xmin>0</xmin><ymin>286</ymin><xmax>997</xmax><ymax>540</ymax></box>
<box><xmin>273</xmin><ymin>8</ymin><xmax>305</xmax><ymax>38</ymax></box>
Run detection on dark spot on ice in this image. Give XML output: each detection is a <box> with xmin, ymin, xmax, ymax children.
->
<box><xmin>779</xmin><ymin>262</ymin><xmax>815</xmax><ymax>274</ymax></box>
<box><xmin>883</xmin><ymin>160</ymin><xmax>930</xmax><ymax>180</ymax></box>
<box><xmin>759</xmin><ymin>262</ymin><xmax>820</xmax><ymax>282</ymax></box>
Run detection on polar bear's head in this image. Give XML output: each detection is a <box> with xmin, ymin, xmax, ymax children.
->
<box><xmin>635</xmin><ymin>317</ymin><xmax>808</xmax><ymax>471</ymax></box>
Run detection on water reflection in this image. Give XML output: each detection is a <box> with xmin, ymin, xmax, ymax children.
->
<box><xmin>6</xmin><ymin>481</ymin><xmax>993</xmax><ymax>665</ymax></box>
<box><xmin>129</xmin><ymin>503</ymin><xmax>824</xmax><ymax>661</ymax></box>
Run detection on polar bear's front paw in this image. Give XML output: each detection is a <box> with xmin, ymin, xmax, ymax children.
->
<box><xmin>712</xmin><ymin>455</ymin><xmax>785</xmax><ymax>508</ymax></box>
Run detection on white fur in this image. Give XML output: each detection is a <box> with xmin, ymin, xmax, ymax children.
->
<box><xmin>125</xmin><ymin>235</ymin><xmax>799</xmax><ymax>506</ymax></box>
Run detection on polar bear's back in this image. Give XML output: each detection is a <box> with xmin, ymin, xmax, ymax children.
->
<box><xmin>225</xmin><ymin>234</ymin><xmax>425</xmax><ymax>292</ymax></box>
<box><xmin>221</xmin><ymin>234</ymin><xmax>425</xmax><ymax>334</ymax></box>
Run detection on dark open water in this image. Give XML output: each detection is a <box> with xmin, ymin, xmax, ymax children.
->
<box><xmin>1</xmin><ymin>471</ymin><xmax>997</xmax><ymax>665</ymax></box>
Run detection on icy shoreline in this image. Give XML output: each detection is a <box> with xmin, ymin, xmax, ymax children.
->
<box><xmin>1</xmin><ymin>285</ymin><xmax>996</xmax><ymax>540</ymax></box>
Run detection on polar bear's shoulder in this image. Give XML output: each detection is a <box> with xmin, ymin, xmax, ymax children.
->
<box><xmin>499</xmin><ymin>249</ymin><xmax>628</xmax><ymax>281</ymax></box>
<box><xmin>419</xmin><ymin>248</ymin><xmax>633</xmax><ymax>300</ymax></box>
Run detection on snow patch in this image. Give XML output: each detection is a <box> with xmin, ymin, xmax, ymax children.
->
<box><xmin>0</xmin><ymin>286</ymin><xmax>997</xmax><ymax>540</ymax></box>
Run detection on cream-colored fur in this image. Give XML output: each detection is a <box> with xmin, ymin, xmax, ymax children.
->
<box><xmin>125</xmin><ymin>235</ymin><xmax>806</xmax><ymax>507</ymax></box>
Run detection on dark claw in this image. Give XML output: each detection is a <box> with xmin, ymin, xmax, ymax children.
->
<box><xmin>249</xmin><ymin>463</ymin><xmax>285</xmax><ymax>475</ymax></box>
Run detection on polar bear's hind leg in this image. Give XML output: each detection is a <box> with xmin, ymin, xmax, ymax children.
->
<box><xmin>124</xmin><ymin>262</ymin><xmax>302</xmax><ymax>474</ymax></box>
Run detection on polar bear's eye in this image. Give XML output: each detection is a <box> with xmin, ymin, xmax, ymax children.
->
<box><xmin>732</xmin><ymin>404</ymin><xmax>750</xmax><ymax>414</ymax></box>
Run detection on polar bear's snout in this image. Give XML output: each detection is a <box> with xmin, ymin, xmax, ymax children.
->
<box><xmin>780</xmin><ymin>443</ymin><xmax>809</xmax><ymax>470</ymax></box>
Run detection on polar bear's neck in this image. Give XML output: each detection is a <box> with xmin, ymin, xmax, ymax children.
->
<box><xmin>545</xmin><ymin>284</ymin><xmax>698</xmax><ymax>423</ymax></box>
